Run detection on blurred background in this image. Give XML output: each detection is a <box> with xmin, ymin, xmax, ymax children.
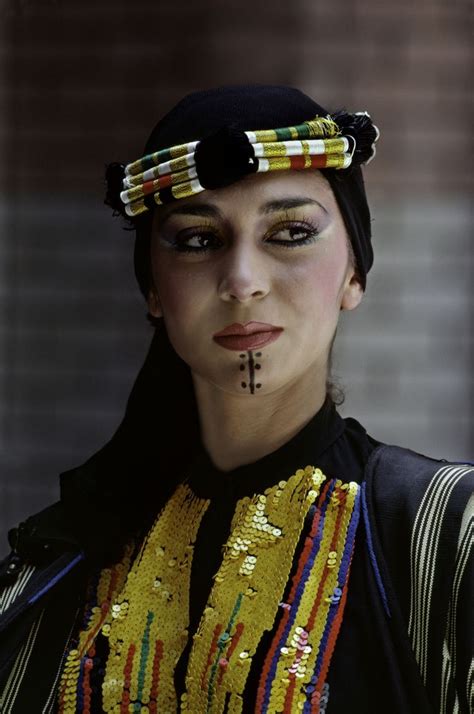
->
<box><xmin>0</xmin><ymin>0</ymin><xmax>472</xmax><ymax>552</ymax></box>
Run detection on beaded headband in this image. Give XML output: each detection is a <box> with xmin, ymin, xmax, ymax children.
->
<box><xmin>113</xmin><ymin>111</ymin><xmax>379</xmax><ymax>218</ymax></box>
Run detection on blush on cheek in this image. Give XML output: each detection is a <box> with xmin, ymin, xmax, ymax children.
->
<box><xmin>288</xmin><ymin>256</ymin><xmax>344</xmax><ymax>311</ymax></box>
<box><xmin>310</xmin><ymin>241</ymin><xmax>350</xmax><ymax>302</ymax></box>
<box><xmin>315</xmin><ymin>264</ymin><xmax>344</xmax><ymax>302</ymax></box>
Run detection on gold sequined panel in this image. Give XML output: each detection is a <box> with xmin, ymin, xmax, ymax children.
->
<box><xmin>101</xmin><ymin>484</ymin><xmax>210</xmax><ymax>712</ymax></box>
<box><xmin>57</xmin><ymin>544</ymin><xmax>135</xmax><ymax>713</ymax></box>
<box><xmin>183</xmin><ymin>466</ymin><xmax>325</xmax><ymax>713</ymax></box>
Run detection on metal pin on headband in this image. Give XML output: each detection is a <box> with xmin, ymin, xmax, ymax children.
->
<box><xmin>118</xmin><ymin>112</ymin><xmax>379</xmax><ymax>218</ymax></box>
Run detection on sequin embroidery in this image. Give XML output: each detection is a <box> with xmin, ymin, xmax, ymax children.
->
<box><xmin>57</xmin><ymin>468</ymin><xmax>360</xmax><ymax>713</ymax></box>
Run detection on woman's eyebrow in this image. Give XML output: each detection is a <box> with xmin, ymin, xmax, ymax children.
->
<box><xmin>158</xmin><ymin>204</ymin><xmax>222</xmax><ymax>227</ymax></box>
<box><xmin>260</xmin><ymin>197</ymin><xmax>328</xmax><ymax>214</ymax></box>
<box><xmin>158</xmin><ymin>196</ymin><xmax>328</xmax><ymax>227</ymax></box>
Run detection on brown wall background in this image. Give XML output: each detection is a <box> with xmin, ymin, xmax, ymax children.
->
<box><xmin>1</xmin><ymin>0</ymin><xmax>472</xmax><ymax>552</ymax></box>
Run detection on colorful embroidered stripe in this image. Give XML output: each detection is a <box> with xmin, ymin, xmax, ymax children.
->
<box><xmin>135</xmin><ymin>610</ymin><xmax>154</xmax><ymax>708</ymax></box>
<box><xmin>121</xmin><ymin>148</ymin><xmax>350</xmax><ymax>207</ymax></box>
<box><xmin>126</xmin><ymin>116</ymin><xmax>339</xmax><ymax>177</ymax></box>
<box><xmin>120</xmin><ymin>643</ymin><xmax>136</xmax><ymax>713</ymax></box>
<box><xmin>246</xmin><ymin>116</ymin><xmax>339</xmax><ymax>144</ymax></box>
<box><xmin>207</xmin><ymin>594</ymin><xmax>244</xmax><ymax>710</ymax></box>
<box><xmin>123</xmin><ymin>165</ymin><xmax>199</xmax><ymax>199</ymax></box>
<box><xmin>125</xmin><ymin>140</ymin><xmax>199</xmax><ymax>176</ymax></box>
<box><xmin>120</xmin><ymin>114</ymin><xmax>354</xmax><ymax>217</ymax></box>
<box><xmin>258</xmin><ymin>153</ymin><xmax>350</xmax><ymax>173</ymax></box>
<box><xmin>148</xmin><ymin>639</ymin><xmax>163</xmax><ymax>714</ymax></box>
<box><xmin>256</xmin><ymin>479</ymin><xmax>360</xmax><ymax>714</ymax></box>
<box><xmin>252</xmin><ymin>137</ymin><xmax>348</xmax><ymax>158</ymax></box>
<box><xmin>217</xmin><ymin>622</ymin><xmax>244</xmax><ymax>686</ymax></box>
<box><xmin>201</xmin><ymin>624</ymin><xmax>223</xmax><ymax>691</ymax></box>
<box><xmin>122</xmin><ymin>150</ymin><xmax>350</xmax><ymax>217</ymax></box>
<box><xmin>123</xmin><ymin>137</ymin><xmax>349</xmax><ymax>191</ymax></box>
<box><xmin>310</xmin><ymin>488</ymin><xmax>361</xmax><ymax>690</ymax></box>
<box><xmin>57</xmin><ymin>551</ymin><xmax>133</xmax><ymax>713</ymax></box>
<box><xmin>120</xmin><ymin>147</ymin><xmax>350</xmax><ymax>207</ymax></box>
<box><xmin>257</xmin><ymin>480</ymin><xmax>335</xmax><ymax>711</ymax></box>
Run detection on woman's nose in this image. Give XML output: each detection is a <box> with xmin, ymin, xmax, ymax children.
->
<box><xmin>217</xmin><ymin>243</ymin><xmax>270</xmax><ymax>304</ymax></box>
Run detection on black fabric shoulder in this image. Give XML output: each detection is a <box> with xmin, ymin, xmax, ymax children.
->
<box><xmin>5</xmin><ymin>502</ymin><xmax>80</xmax><ymax>567</ymax></box>
<box><xmin>365</xmin><ymin>445</ymin><xmax>472</xmax><ymax>622</ymax></box>
<box><xmin>364</xmin><ymin>445</ymin><xmax>473</xmax><ymax>713</ymax></box>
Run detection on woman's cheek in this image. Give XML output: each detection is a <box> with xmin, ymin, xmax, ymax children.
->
<box><xmin>151</xmin><ymin>257</ymin><xmax>192</xmax><ymax>320</ymax></box>
<box><xmin>284</xmin><ymin>258</ymin><xmax>340</xmax><ymax>313</ymax></box>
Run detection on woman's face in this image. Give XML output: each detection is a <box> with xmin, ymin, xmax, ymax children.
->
<box><xmin>148</xmin><ymin>170</ymin><xmax>363</xmax><ymax>398</ymax></box>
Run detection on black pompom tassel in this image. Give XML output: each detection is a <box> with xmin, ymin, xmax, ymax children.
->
<box><xmin>195</xmin><ymin>126</ymin><xmax>258</xmax><ymax>190</ymax></box>
<box><xmin>332</xmin><ymin>111</ymin><xmax>379</xmax><ymax>165</ymax></box>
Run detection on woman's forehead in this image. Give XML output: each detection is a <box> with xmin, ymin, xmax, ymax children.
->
<box><xmin>155</xmin><ymin>170</ymin><xmax>335</xmax><ymax>223</ymax></box>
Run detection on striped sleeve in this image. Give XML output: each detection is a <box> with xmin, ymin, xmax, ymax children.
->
<box><xmin>407</xmin><ymin>464</ymin><xmax>473</xmax><ymax>714</ymax></box>
<box><xmin>440</xmin><ymin>492</ymin><xmax>473</xmax><ymax>713</ymax></box>
<box><xmin>0</xmin><ymin>564</ymin><xmax>37</xmax><ymax>616</ymax></box>
<box><xmin>0</xmin><ymin>608</ymin><xmax>46</xmax><ymax>713</ymax></box>
<box><xmin>0</xmin><ymin>552</ymin><xmax>85</xmax><ymax>713</ymax></box>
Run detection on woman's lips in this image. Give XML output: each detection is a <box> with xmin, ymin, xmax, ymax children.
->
<box><xmin>213</xmin><ymin>322</ymin><xmax>283</xmax><ymax>351</ymax></box>
<box><xmin>213</xmin><ymin>329</ymin><xmax>283</xmax><ymax>351</ymax></box>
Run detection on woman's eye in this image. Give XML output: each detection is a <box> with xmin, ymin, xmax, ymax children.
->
<box><xmin>267</xmin><ymin>223</ymin><xmax>320</xmax><ymax>247</ymax></box>
<box><xmin>168</xmin><ymin>221</ymin><xmax>319</xmax><ymax>253</ymax></box>
<box><xmin>173</xmin><ymin>231</ymin><xmax>221</xmax><ymax>253</ymax></box>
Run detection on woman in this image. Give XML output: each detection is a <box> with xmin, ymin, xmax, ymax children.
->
<box><xmin>0</xmin><ymin>85</ymin><xmax>471</xmax><ymax>714</ymax></box>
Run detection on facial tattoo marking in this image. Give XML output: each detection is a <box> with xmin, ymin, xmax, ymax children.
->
<box><xmin>239</xmin><ymin>352</ymin><xmax>263</xmax><ymax>394</ymax></box>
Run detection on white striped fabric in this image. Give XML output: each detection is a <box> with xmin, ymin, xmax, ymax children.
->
<box><xmin>440</xmin><ymin>493</ymin><xmax>473</xmax><ymax>713</ymax></box>
<box><xmin>441</xmin><ymin>640</ymin><xmax>457</xmax><ymax>714</ymax></box>
<box><xmin>0</xmin><ymin>562</ymin><xmax>80</xmax><ymax>713</ymax></box>
<box><xmin>0</xmin><ymin>565</ymin><xmax>36</xmax><ymax>616</ymax></box>
<box><xmin>449</xmin><ymin>496</ymin><xmax>473</xmax><ymax>671</ymax></box>
<box><xmin>0</xmin><ymin>608</ymin><xmax>45</xmax><ymax>713</ymax></box>
<box><xmin>467</xmin><ymin>660</ymin><xmax>474</xmax><ymax>714</ymax></box>
<box><xmin>40</xmin><ymin>615</ymin><xmax>79</xmax><ymax>714</ymax></box>
<box><xmin>408</xmin><ymin>464</ymin><xmax>473</xmax><ymax>713</ymax></box>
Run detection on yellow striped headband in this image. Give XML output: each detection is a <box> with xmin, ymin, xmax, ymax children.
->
<box><xmin>111</xmin><ymin>111</ymin><xmax>379</xmax><ymax>219</ymax></box>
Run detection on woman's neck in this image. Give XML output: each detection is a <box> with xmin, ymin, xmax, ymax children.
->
<box><xmin>191</xmin><ymin>369</ymin><xmax>327</xmax><ymax>472</ymax></box>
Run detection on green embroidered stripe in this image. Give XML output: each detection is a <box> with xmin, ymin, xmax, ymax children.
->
<box><xmin>207</xmin><ymin>593</ymin><xmax>244</xmax><ymax>711</ymax></box>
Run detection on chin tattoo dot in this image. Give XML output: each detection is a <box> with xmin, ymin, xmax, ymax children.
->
<box><xmin>238</xmin><ymin>351</ymin><xmax>263</xmax><ymax>394</ymax></box>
